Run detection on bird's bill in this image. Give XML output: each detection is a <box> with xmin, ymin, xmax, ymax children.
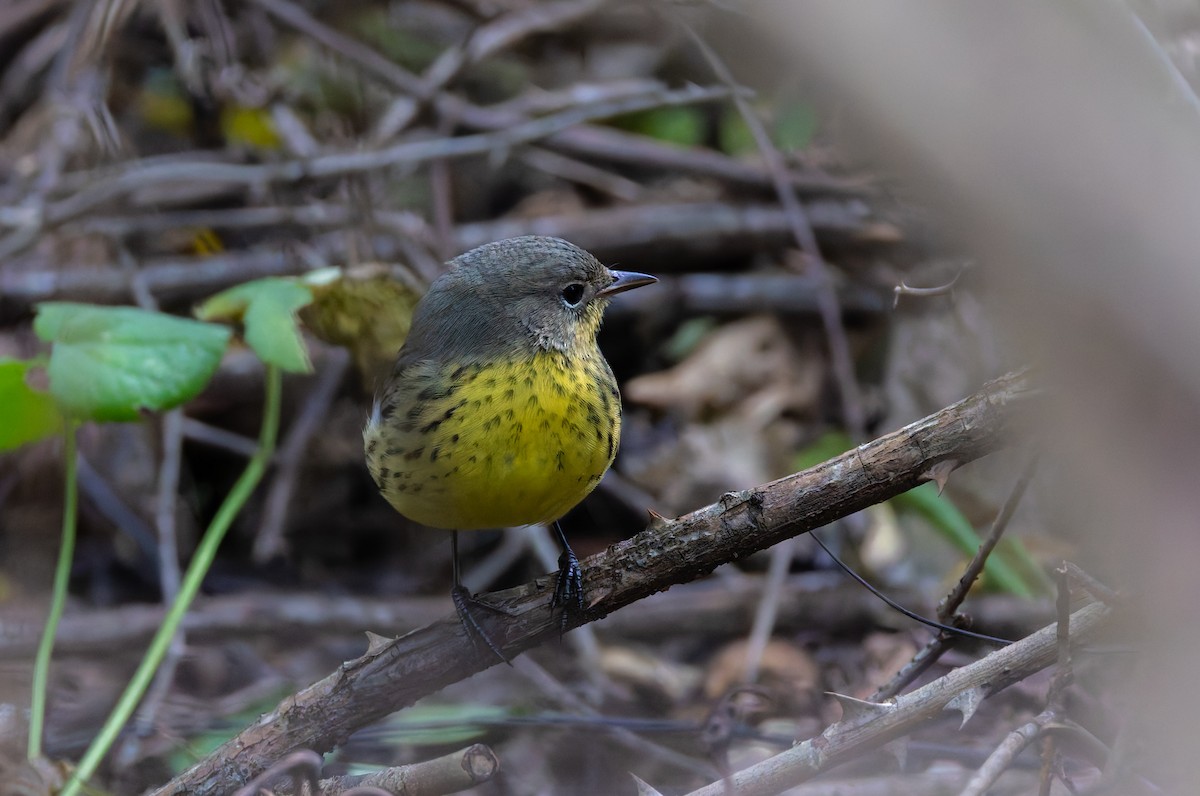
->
<box><xmin>598</xmin><ymin>270</ymin><xmax>657</xmax><ymax>297</ymax></box>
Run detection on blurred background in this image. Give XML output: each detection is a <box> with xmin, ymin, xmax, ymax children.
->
<box><xmin>1</xmin><ymin>1</ymin><xmax>1195</xmax><ymax>793</ymax></box>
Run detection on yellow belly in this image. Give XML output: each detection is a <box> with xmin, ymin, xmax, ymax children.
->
<box><xmin>364</xmin><ymin>349</ymin><xmax>620</xmax><ymax>530</ymax></box>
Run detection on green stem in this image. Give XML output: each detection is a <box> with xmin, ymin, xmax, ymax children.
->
<box><xmin>28</xmin><ymin>420</ymin><xmax>78</xmax><ymax>761</ymax></box>
<box><xmin>60</xmin><ymin>366</ymin><xmax>282</xmax><ymax>795</ymax></box>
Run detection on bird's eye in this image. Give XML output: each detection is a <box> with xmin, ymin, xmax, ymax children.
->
<box><xmin>560</xmin><ymin>283</ymin><xmax>586</xmax><ymax>307</ymax></box>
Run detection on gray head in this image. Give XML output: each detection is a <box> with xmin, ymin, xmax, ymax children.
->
<box><xmin>399</xmin><ymin>236</ymin><xmax>655</xmax><ymax>363</ymax></box>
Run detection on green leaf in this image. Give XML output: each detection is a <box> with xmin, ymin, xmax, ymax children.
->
<box><xmin>718</xmin><ymin>107</ymin><xmax>757</xmax><ymax>157</ymax></box>
<box><xmin>894</xmin><ymin>483</ymin><xmax>1038</xmax><ymax>597</ymax></box>
<box><xmin>661</xmin><ymin>317</ymin><xmax>718</xmax><ymax>363</ymax></box>
<box><xmin>610</xmin><ymin>107</ymin><xmax>705</xmax><ymax>148</ymax></box>
<box><xmin>168</xmin><ymin>693</ymin><xmax>285</xmax><ymax>774</ymax></box>
<box><xmin>774</xmin><ymin>101</ymin><xmax>819</xmax><ymax>152</ymax></box>
<box><xmin>795</xmin><ymin>434</ymin><xmax>1043</xmax><ymax>597</ymax></box>
<box><xmin>34</xmin><ymin>303</ymin><xmax>231</xmax><ymax>422</ymax></box>
<box><xmin>0</xmin><ymin>358</ymin><xmax>63</xmax><ymax>450</ymax></box>
<box><xmin>793</xmin><ymin>430</ymin><xmax>853</xmax><ymax>471</ymax></box>
<box><xmin>197</xmin><ymin>278</ymin><xmax>314</xmax><ymax>373</ymax></box>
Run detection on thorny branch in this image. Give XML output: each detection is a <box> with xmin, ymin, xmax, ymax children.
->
<box><xmin>153</xmin><ymin>370</ymin><xmax>1037</xmax><ymax>795</ymax></box>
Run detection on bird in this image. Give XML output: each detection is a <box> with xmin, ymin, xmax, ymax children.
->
<box><xmin>364</xmin><ymin>235</ymin><xmax>656</xmax><ymax>658</ymax></box>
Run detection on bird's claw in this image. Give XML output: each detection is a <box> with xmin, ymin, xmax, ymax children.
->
<box><xmin>552</xmin><ymin>547</ymin><xmax>585</xmax><ymax>634</ymax></box>
<box><xmin>451</xmin><ymin>585</ymin><xmax>511</xmax><ymax>664</ymax></box>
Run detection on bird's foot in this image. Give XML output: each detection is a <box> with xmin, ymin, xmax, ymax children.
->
<box><xmin>551</xmin><ymin>546</ymin><xmax>585</xmax><ymax>635</ymax></box>
<box><xmin>451</xmin><ymin>585</ymin><xmax>511</xmax><ymax>665</ymax></box>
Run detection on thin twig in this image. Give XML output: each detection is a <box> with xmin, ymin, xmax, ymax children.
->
<box><xmin>253</xmin><ymin>0</ymin><xmax>862</xmax><ymax>195</ymax></box>
<box><xmin>252</xmin><ymin>347</ymin><xmax>350</xmax><ymax>562</ymax></box>
<box><xmin>683</xmin><ymin>601</ymin><xmax>1109</xmax><ymax>796</ymax></box>
<box><xmin>940</xmin><ymin>451</ymin><xmax>1041</xmax><ymax>621</ymax></box>
<box><xmin>181</xmin><ymin>418</ymin><xmax>263</xmax><ymax>459</ymax></box>
<box><xmin>740</xmin><ymin>538</ymin><xmax>794</xmax><ymax>684</ymax></box>
<box><xmin>1037</xmin><ymin>563</ymin><xmax>1077</xmax><ymax>796</ymax></box>
<box><xmin>959</xmin><ymin>709</ymin><xmax>1059</xmax><ymax>796</ymax></box>
<box><xmin>0</xmin><ymin>0</ymin><xmax>65</xmax><ymax>39</ymax></box>
<box><xmin>513</xmin><ymin>656</ymin><xmax>712</xmax><ymax>780</ymax></box>
<box><xmin>113</xmin><ymin>408</ymin><xmax>188</xmax><ymax>770</ymax></box>
<box><xmin>428</xmin><ymin>116</ymin><xmax>456</xmax><ymax>263</ymax></box>
<box><xmin>680</xmin><ymin>20</ymin><xmax>866</xmax><ymax>439</ymax></box>
<box><xmin>893</xmin><ymin>267</ymin><xmax>965</xmax><ymax>307</ymax></box>
<box><xmin>417</xmin><ymin>0</ymin><xmax>609</xmax><ymax>126</ymax></box>
<box><xmin>152</xmin><ymin>414</ymin><xmax>186</xmax><ymax>577</ymax></box>
<box><xmin>1061</xmin><ymin>561</ymin><xmax>1121</xmax><ymax>605</ymax></box>
<box><xmin>67</xmin><ymin>203</ymin><xmax>433</xmax><ymax>243</ymax></box>
<box><xmin>962</xmin><ymin>561</ymin><xmax>1080</xmax><ymax>796</ymax></box>
<box><xmin>871</xmin><ymin>451</ymin><xmax>1040</xmax><ymax>700</ymax></box>
<box><xmin>74</xmin><ymin>453</ymin><xmax>158</xmax><ymax>566</ymax></box>
<box><xmin>0</xmin><ymin>85</ymin><xmax>737</xmax><ymax>257</ymax></box>
<box><xmin>249</xmin><ymin>0</ymin><xmax>428</xmax><ymax>95</ymax></box>
<box><xmin>677</xmin><ymin>24</ymin><xmax>873</xmax><ymax>685</ymax></box>
<box><xmin>519</xmin><ymin>147</ymin><xmax>643</xmax><ymax>202</ymax></box>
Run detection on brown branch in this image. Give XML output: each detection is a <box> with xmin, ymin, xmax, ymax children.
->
<box><xmin>518</xmin><ymin>147</ymin><xmax>643</xmax><ymax>202</ymax></box>
<box><xmin>150</xmin><ymin>369</ymin><xmax>1037</xmax><ymax>796</ymax></box>
<box><xmin>451</xmin><ymin>200</ymin><xmax>897</xmax><ymax>262</ymax></box>
<box><xmin>319</xmin><ymin>744</ymin><xmax>499</xmax><ymax>795</ymax></box>
<box><xmin>0</xmin><ymin>579</ymin><xmax>1052</xmax><ymax>660</ymax></box>
<box><xmin>0</xmin><ymin>0</ymin><xmax>66</xmax><ymax>39</ymax></box>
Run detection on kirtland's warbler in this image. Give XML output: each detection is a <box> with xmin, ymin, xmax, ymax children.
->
<box><xmin>364</xmin><ymin>236</ymin><xmax>655</xmax><ymax>657</ymax></box>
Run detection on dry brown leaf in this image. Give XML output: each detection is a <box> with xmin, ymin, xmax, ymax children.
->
<box><xmin>703</xmin><ymin>638</ymin><xmax>821</xmax><ymax>712</ymax></box>
<box><xmin>622</xmin><ymin>316</ymin><xmax>821</xmax><ymax>514</ymax></box>
<box><xmin>600</xmin><ymin>645</ymin><xmax>702</xmax><ymax>705</ymax></box>
<box><xmin>299</xmin><ymin>264</ymin><xmax>421</xmax><ymax>387</ymax></box>
<box><xmin>625</xmin><ymin>315</ymin><xmax>820</xmax><ymax>420</ymax></box>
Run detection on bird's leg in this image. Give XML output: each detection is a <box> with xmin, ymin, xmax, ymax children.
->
<box><xmin>550</xmin><ymin>520</ymin><xmax>585</xmax><ymax>633</ymax></box>
<box><xmin>450</xmin><ymin>530</ymin><xmax>511</xmax><ymax>664</ymax></box>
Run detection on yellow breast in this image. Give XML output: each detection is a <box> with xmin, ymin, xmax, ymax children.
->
<box><xmin>364</xmin><ymin>348</ymin><xmax>620</xmax><ymax>530</ymax></box>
